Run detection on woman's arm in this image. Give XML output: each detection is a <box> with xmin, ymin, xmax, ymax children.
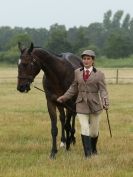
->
<box><xmin>57</xmin><ymin>70</ymin><xmax>78</xmax><ymax>103</ymax></box>
<box><xmin>98</xmin><ymin>72</ymin><xmax>109</xmax><ymax>109</ymax></box>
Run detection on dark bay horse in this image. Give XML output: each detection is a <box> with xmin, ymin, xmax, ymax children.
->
<box><xmin>17</xmin><ymin>42</ymin><xmax>83</xmax><ymax>158</ymax></box>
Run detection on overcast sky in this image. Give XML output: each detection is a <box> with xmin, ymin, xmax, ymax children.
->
<box><xmin>0</xmin><ymin>0</ymin><xmax>133</xmax><ymax>29</ymax></box>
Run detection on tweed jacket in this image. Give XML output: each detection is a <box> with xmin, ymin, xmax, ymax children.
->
<box><xmin>63</xmin><ymin>67</ymin><xmax>109</xmax><ymax>114</ymax></box>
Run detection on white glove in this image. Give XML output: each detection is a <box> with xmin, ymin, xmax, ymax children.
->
<box><xmin>103</xmin><ymin>98</ymin><xmax>109</xmax><ymax>110</ymax></box>
<box><xmin>57</xmin><ymin>96</ymin><xmax>65</xmax><ymax>103</ymax></box>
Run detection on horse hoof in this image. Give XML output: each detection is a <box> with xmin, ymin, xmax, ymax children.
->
<box><xmin>66</xmin><ymin>144</ymin><xmax>71</xmax><ymax>151</ymax></box>
<box><xmin>50</xmin><ymin>153</ymin><xmax>56</xmax><ymax>159</ymax></box>
<box><xmin>72</xmin><ymin>138</ymin><xmax>76</xmax><ymax>145</ymax></box>
<box><xmin>66</xmin><ymin>147</ymin><xmax>71</xmax><ymax>151</ymax></box>
<box><xmin>50</xmin><ymin>155</ymin><xmax>56</xmax><ymax>159</ymax></box>
<box><xmin>50</xmin><ymin>150</ymin><xmax>58</xmax><ymax>159</ymax></box>
<box><xmin>60</xmin><ymin>142</ymin><xmax>66</xmax><ymax>148</ymax></box>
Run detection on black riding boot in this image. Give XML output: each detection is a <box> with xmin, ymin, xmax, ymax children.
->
<box><xmin>81</xmin><ymin>135</ymin><xmax>92</xmax><ymax>157</ymax></box>
<box><xmin>91</xmin><ymin>136</ymin><xmax>98</xmax><ymax>155</ymax></box>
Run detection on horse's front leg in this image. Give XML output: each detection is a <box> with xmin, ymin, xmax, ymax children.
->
<box><xmin>57</xmin><ymin>106</ymin><xmax>66</xmax><ymax>147</ymax></box>
<box><xmin>47</xmin><ymin>100</ymin><xmax>58</xmax><ymax>159</ymax></box>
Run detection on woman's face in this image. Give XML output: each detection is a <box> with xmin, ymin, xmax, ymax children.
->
<box><xmin>82</xmin><ymin>55</ymin><xmax>94</xmax><ymax>68</ymax></box>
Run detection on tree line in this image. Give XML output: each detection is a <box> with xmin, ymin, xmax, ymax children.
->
<box><xmin>0</xmin><ymin>10</ymin><xmax>133</xmax><ymax>64</ymax></box>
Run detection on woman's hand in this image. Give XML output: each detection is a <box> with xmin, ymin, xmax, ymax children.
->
<box><xmin>103</xmin><ymin>104</ymin><xmax>109</xmax><ymax>110</ymax></box>
<box><xmin>103</xmin><ymin>98</ymin><xmax>109</xmax><ymax>110</ymax></box>
<box><xmin>57</xmin><ymin>96</ymin><xmax>65</xmax><ymax>103</ymax></box>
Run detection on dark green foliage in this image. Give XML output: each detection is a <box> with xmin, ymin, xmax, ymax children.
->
<box><xmin>1</xmin><ymin>10</ymin><xmax>133</xmax><ymax>64</ymax></box>
<box><xmin>45</xmin><ymin>24</ymin><xmax>72</xmax><ymax>53</ymax></box>
<box><xmin>104</xmin><ymin>31</ymin><xmax>133</xmax><ymax>58</ymax></box>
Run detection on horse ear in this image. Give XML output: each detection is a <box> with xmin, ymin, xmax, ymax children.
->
<box><xmin>18</xmin><ymin>42</ymin><xmax>23</xmax><ymax>53</ymax></box>
<box><xmin>28</xmin><ymin>42</ymin><xmax>34</xmax><ymax>54</ymax></box>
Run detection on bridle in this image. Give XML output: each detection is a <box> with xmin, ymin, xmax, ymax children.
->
<box><xmin>17</xmin><ymin>52</ymin><xmax>41</xmax><ymax>83</ymax></box>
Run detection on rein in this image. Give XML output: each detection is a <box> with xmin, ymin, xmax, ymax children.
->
<box><xmin>34</xmin><ymin>86</ymin><xmax>76</xmax><ymax>113</ymax></box>
<box><xmin>17</xmin><ymin>75</ymin><xmax>33</xmax><ymax>80</ymax></box>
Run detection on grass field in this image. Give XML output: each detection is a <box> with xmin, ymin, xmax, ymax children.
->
<box><xmin>1</xmin><ymin>66</ymin><xmax>133</xmax><ymax>84</ymax></box>
<box><xmin>0</xmin><ymin>67</ymin><xmax>133</xmax><ymax>177</ymax></box>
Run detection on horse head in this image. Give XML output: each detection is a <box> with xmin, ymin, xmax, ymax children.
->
<box><xmin>17</xmin><ymin>42</ymin><xmax>40</xmax><ymax>92</ymax></box>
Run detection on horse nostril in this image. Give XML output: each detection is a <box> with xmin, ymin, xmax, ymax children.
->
<box><xmin>17</xmin><ymin>84</ymin><xmax>31</xmax><ymax>93</ymax></box>
<box><xmin>17</xmin><ymin>85</ymin><xmax>22</xmax><ymax>92</ymax></box>
<box><xmin>20</xmin><ymin>86</ymin><xmax>25</xmax><ymax>92</ymax></box>
<box><xmin>17</xmin><ymin>85</ymin><xmax>25</xmax><ymax>92</ymax></box>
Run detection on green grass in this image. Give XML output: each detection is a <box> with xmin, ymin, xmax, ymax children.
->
<box><xmin>0</xmin><ymin>67</ymin><xmax>133</xmax><ymax>177</ymax></box>
<box><xmin>96</xmin><ymin>56</ymin><xmax>133</xmax><ymax>68</ymax></box>
<box><xmin>1</xmin><ymin>55</ymin><xmax>133</xmax><ymax>68</ymax></box>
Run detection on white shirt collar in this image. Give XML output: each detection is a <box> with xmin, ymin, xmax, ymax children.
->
<box><xmin>84</xmin><ymin>66</ymin><xmax>93</xmax><ymax>73</ymax></box>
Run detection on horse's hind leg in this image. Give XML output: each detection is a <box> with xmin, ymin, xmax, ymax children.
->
<box><xmin>71</xmin><ymin>113</ymin><xmax>76</xmax><ymax>145</ymax></box>
<box><xmin>57</xmin><ymin>106</ymin><xmax>66</xmax><ymax>147</ymax></box>
<box><xmin>65</xmin><ymin>110</ymin><xmax>72</xmax><ymax>150</ymax></box>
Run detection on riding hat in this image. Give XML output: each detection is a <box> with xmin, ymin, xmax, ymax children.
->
<box><xmin>81</xmin><ymin>50</ymin><xmax>96</xmax><ymax>58</ymax></box>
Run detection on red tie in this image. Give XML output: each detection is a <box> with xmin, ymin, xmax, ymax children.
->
<box><xmin>83</xmin><ymin>70</ymin><xmax>90</xmax><ymax>81</ymax></box>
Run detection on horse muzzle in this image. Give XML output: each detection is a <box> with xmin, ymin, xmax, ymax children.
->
<box><xmin>17</xmin><ymin>83</ymin><xmax>31</xmax><ymax>93</ymax></box>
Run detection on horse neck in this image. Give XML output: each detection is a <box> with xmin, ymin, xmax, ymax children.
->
<box><xmin>33</xmin><ymin>48</ymin><xmax>66</xmax><ymax>79</ymax></box>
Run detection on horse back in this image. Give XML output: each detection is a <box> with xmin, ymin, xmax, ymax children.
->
<box><xmin>59</xmin><ymin>53</ymin><xmax>83</xmax><ymax>70</ymax></box>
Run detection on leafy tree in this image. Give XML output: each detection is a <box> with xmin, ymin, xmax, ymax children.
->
<box><xmin>7</xmin><ymin>33</ymin><xmax>32</xmax><ymax>49</ymax></box>
<box><xmin>0</xmin><ymin>26</ymin><xmax>13</xmax><ymax>51</ymax></box>
<box><xmin>87</xmin><ymin>23</ymin><xmax>104</xmax><ymax>54</ymax></box>
<box><xmin>0</xmin><ymin>33</ymin><xmax>32</xmax><ymax>64</ymax></box>
<box><xmin>25</xmin><ymin>27</ymin><xmax>49</xmax><ymax>47</ymax></box>
<box><xmin>103</xmin><ymin>10</ymin><xmax>133</xmax><ymax>58</ymax></box>
<box><xmin>0</xmin><ymin>46</ymin><xmax>19</xmax><ymax>63</ymax></box>
<box><xmin>1</xmin><ymin>10</ymin><xmax>133</xmax><ymax>64</ymax></box>
<box><xmin>104</xmin><ymin>31</ymin><xmax>133</xmax><ymax>58</ymax></box>
<box><xmin>45</xmin><ymin>23</ymin><xmax>71</xmax><ymax>53</ymax></box>
<box><xmin>122</xmin><ymin>14</ymin><xmax>130</xmax><ymax>30</ymax></box>
<box><xmin>72</xmin><ymin>26</ymin><xmax>89</xmax><ymax>53</ymax></box>
<box><xmin>103</xmin><ymin>10</ymin><xmax>112</xmax><ymax>30</ymax></box>
<box><xmin>111</xmin><ymin>10</ymin><xmax>123</xmax><ymax>29</ymax></box>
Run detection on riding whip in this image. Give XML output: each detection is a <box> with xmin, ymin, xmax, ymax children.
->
<box><xmin>105</xmin><ymin>109</ymin><xmax>112</xmax><ymax>137</ymax></box>
<box><xmin>104</xmin><ymin>98</ymin><xmax>112</xmax><ymax>138</ymax></box>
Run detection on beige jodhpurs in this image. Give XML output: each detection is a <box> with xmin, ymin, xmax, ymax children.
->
<box><xmin>77</xmin><ymin>113</ymin><xmax>101</xmax><ymax>137</ymax></box>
